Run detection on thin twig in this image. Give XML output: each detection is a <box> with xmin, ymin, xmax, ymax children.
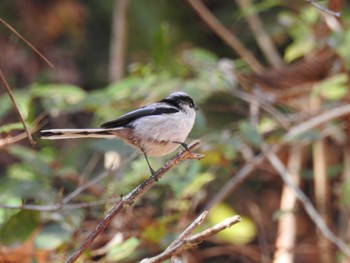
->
<box><xmin>0</xmin><ymin>198</ymin><xmax>121</xmax><ymax>212</ymax></box>
<box><xmin>62</xmin><ymin>152</ymin><xmax>137</xmax><ymax>204</ymax></box>
<box><xmin>206</xmin><ymin>101</ymin><xmax>350</xmax><ymax>211</ymax></box>
<box><xmin>141</xmin><ymin>214</ymin><xmax>241</xmax><ymax>263</ymax></box>
<box><xmin>0</xmin><ymin>69</ymin><xmax>35</xmax><ymax>145</ymax></box>
<box><xmin>235</xmin><ymin>0</ymin><xmax>283</xmax><ymax>68</ymax></box>
<box><xmin>186</xmin><ymin>0</ymin><xmax>263</xmax><ymax>72</ymax></box>
<box><xmin>305</xmin><ymin>0</ymin><xmax>341</xmax><ymax>17</ymax></box>
<box><xmin>66</xmin><ymin>141</ymin><xmax>204</xmax><ymax>263</ymax></box>
<box><xmin>0</xmin><ymin>113</ymin><xmax>45</xmax><ymax>147</ymax></box>
<box><xmin>167</xmin><ymin>211</ymin><xmax>208</xmax><ymax>251</ymax></box>
<box><xmin>204</xmin><ymin>145</ymin><xmax>278</xmax><ymax>211</ymax></box>
<box><xmin>266</xmin><ymin>151</ymin><xmax>350</xmax><ymax>257</ymax></box>
<box><xmin>0</xmin><ymin>18</ymin><xmax>54</xmax><ymax>68</ymax></box>
<box><xmin>0</xmin><ymin>132</ymin><xmax>31</xmax><ymax>148</ymax></box>
<box><xmin>285</xmin><ymin>103</ymin><xmax>350</xmax><ymax>140</ymax></box>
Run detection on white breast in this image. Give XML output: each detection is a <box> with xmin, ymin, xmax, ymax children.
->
<box><xmin>131</xmin><ymin>105</ymin><xmax>196</xmax><ymax>157</ymax></box>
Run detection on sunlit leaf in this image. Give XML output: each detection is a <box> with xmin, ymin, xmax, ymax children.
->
<box><xmin>0</xmin><ymin>197</ymin><xmax>22</xmax><ymax>225</ymax></box>
<box><xmin>106</xmin><ymin>237</ymin><xmax>140</xmax><ymax>261</ymax></box>
<box><xmin>31</xmin><ymin>83</ymin><xmax>86</xmax><ymax>115</ymax></box>
<box><xmin>183</xmin><ymin>48</ymin><xmax>218</xmax><ymax>70</ymax></box>
<box><xmin>208</xmin><ymin>203</ymin><xmax>256</xmax><ymax>245</ymax></box>
<box><xmin>181</xmin><ymin>173</ymin><xmax>215</xmax><ymax>198</ymax></box>
<box><xmin>0</xmin><ymin>122</ymin><xmax>24</xmax><ymax>133</ymax></box>
<box><xmin>0</xmin><ymin>91</ymin><xmax>31</xmax><ymax>119</ymax></box>
<box><xmin>314</xmin><ymin>73</ymin><xmax>349</xmax><ymax>101</ymax></box>
<box><xmin>284</xmin><ymin>38</ymin><xmax>315</xmax><ymax>62</ymax></box>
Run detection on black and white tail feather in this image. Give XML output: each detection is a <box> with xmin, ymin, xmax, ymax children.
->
<box><xmin>41</xmin><ymin>92</ymin><xmax>198</xmax><ymax>175</ymax></box>
<box><xmin>41</xmin><ymin>128</ymin><xmax>120</xmax><ymax>139</ymax></box>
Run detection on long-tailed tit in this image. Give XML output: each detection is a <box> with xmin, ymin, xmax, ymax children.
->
<box><xmin>41</xmin><ymin>92</ymin><xmax>198</xmax><ymax>174</ymax></box>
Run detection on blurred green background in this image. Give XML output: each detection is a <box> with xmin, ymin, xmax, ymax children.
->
<box><xmin>1</xmin><ymin>0</ymin><xmax>350</xmax><ymax>262</ymax></box>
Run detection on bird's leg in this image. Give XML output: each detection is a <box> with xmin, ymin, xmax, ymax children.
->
<box><xmin>173</xmin><ymin>141</ymin><xmax>192</xmax><ymax>154</ymax></box>
<box><xmin>141</xmin><ymin>148</ymin><xmax>156</xmax><ymax>176</ymax></box>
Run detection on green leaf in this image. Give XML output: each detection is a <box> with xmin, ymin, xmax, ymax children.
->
<box><xmin>106</xmin><ymin>237</ymin><xmax>140</xmax><ymax>261</ymax></box>
<box><xmin>34</xmin><ymin>223</ymin><xmax>72</xmax><ymax>249</ymax></box>
<box><xmin>0</xmin><ymin>197</ymin><xmax>22</xmax><ymax>225</ymax></box>
<box><xmin>314</xmin><ymin>73</ymin><xmax>349</xmax><ymax>101</ymax></box>
<box><xmin>106</xmin><ymin>76</ymin><xmax>145</xmax><ymax>100</ymax></box>
<box><xmin>183</xmin><ymin>48</ymin><xmax>218</xmax><ymax>69</ymax></box>
<box><xmin>31</xmin><ymin>83</ymin><xmax>86</xmax><ymax>114</ymax></box>
<box><xmin>0</xmin><ymin>122</ymin><xmax>25</xmax><ymax>133</ymax></box>
<box><xmin>0</xmin><ymin>94</ymin><xmax>12</xmax><ymax>119</ymax></box>
<box><xmin>0</xmin><ymin>176</ymin><xmax>48</xmax><ymax>200</ymax></box>
<box><xmin>208</xmin><ymin>203</ymin><xmax>256</xmax><ymax>245</ymax></box>
<box><xmin>239</xmin><ymin>121</ymin><xmax>262</xmax><ymax>147</ymax></box>
<box><xmin>9</xmin><ymin>145</ymin><xmax>51</xmax><ymax>176</ymax></box>
<box><xmin>284</xmin><ymin>38</ymin><xmax>315</xmax><ymax>62</ymax></box>
<box><xmin>0</xmin><ymin>210</ymin><xmax>39</xmax><ymax>245</ymax></box>
<box><xmin>181</xmin><ymin>173</ymin><xmax>215</xmax><ymax>198</ymax></box>
<box><xmin>0</xmin><ymin>91</ymin><xmax>31</xmax><ymax>119</ymax></box>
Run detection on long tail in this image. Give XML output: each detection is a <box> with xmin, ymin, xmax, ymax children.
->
<box><xmin>41</xmin><ymin>128</ymin><xmax>119</xmax><ymax>140</ymax></box>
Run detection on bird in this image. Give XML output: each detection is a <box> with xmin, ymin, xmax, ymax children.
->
<box><xmin>40</xmin><ymin>91</ymin><xmax>198</xmax><ymax>175</ymax></box>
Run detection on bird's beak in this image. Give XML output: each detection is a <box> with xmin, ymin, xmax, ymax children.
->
<box><xmin>195</xmin><ymin>104</ymin><xmax>199</xmax><ymax>111</ymax></box>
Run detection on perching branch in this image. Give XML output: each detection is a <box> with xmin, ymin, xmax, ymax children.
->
<box><xmin>66</xmin><ymin>140</ymin><xmax>204</xmax><ymax>263</ymax></box>
<box><xmin>141</xmin><ymin>212</ymin><xmax>241</xmax><ymax>263</ymax></box>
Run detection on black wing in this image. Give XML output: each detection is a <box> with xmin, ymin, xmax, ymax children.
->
<box><xmin>100</xmin><ymin>105</ymin><xmax>179</xmax><ymax>128</ymax></box>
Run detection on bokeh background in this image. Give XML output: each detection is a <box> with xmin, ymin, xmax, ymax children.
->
<box><xmin>1</xmin><ymin>0</ymin><xmax>350</xmax><ymax>262</ymax></box>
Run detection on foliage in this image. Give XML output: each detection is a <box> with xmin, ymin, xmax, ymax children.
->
<box><xmin>1</xmin><ymin>0</ymin><xmax>350</xmax><ymax>262</ymax></box>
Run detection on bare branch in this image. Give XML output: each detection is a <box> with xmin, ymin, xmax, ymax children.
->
<box><xmin>186</xmin><ymin>0</ymin><xmax>263</xmax><ymax>73</ymax></box>
<box><xmin>235</xmin><ymin>0</ymin><xmax>283</xmax><ymax>68</ymax></box>
<box><xmin>266</xmin><ymin>150</ymin><xmax>350</xmax><ymax>257</ymax></box>
<box><xmin>305</xmin><ymin>0</ymin><xmax>341</xmax><ymax>17</ymax></box>
<box><xmin>167</xmin><ymin>211</ymin><xmax>208</xmax><ymax>251</ymax></box>
<box><xmin>0</xmin><ymin>113</ymin><xmax>46</xmax><ymax>147</ymax></box>
<box><xmin>66</xmin><ymin>141</ymin><xmax>204</xmax><ymax>263</ymax></box>
<box><xmin>141</xmin><ymin>214</ymin><xmax>241</xmax><ymax>263</ymax></box>
<box><xmin>0</xmin><ymin>18</ymin><xmax>54</xmax><ymax>68</ymax></box>
<box><xmin>0</xmin><ymin>69</ymin><xmax>36</xmax><ymax>145</ymax></box>
<box><xmin>273</xmin><ymin>144</ymin><xmax>303</xmax><ymax>263</ymax></box>
<box><xmin>285</xmin><ymin>103</ymin><xmax>350</xmax><ymax>140</ymax></box>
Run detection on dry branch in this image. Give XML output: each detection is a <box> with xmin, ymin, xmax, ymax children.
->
<box><xmin>305</xmin><ymin>0</ymin><xmax>341</xmax><ymax>17</ymax></box>
<box><xmin>273</xmin><ymin>144</ymin><xmax>303</xmax><ymax>263</ymax></box>
<box><xmin>0</xmin><ymin>70</ymin><xmax>35</xmax><ymax>146</ymax></box>
<box><xmin>141</xmin><ymin>212</ymin><xmax>241</xmax><ymax>263</ymax></box>
<box><xmin>208</xmin><ymin>100</ymin><xmax>350</xmax><ymax>211</ymax></box>
<box><xmin>66</xmin><ymin>140</ymin><xmax>204</xmax><ymax>263</ymax></box>
<box><xmin>235</xmin><ymin>0</ymin><xmax>283</xmax><ymax>68</ymax></box>
<box><xmin>266</xmin><ymin>150</ymin><xmax>350</xmax><ymax>257</ymax></box>
<box><xmin>186</xmin><ymin>0</ymin><xmax>263</xmax><ymax>72</ymax></box>
<box><xmin>0</xmin><ymin>18</ymin><xmax>54</xmax><ymax>68</ymax></box>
